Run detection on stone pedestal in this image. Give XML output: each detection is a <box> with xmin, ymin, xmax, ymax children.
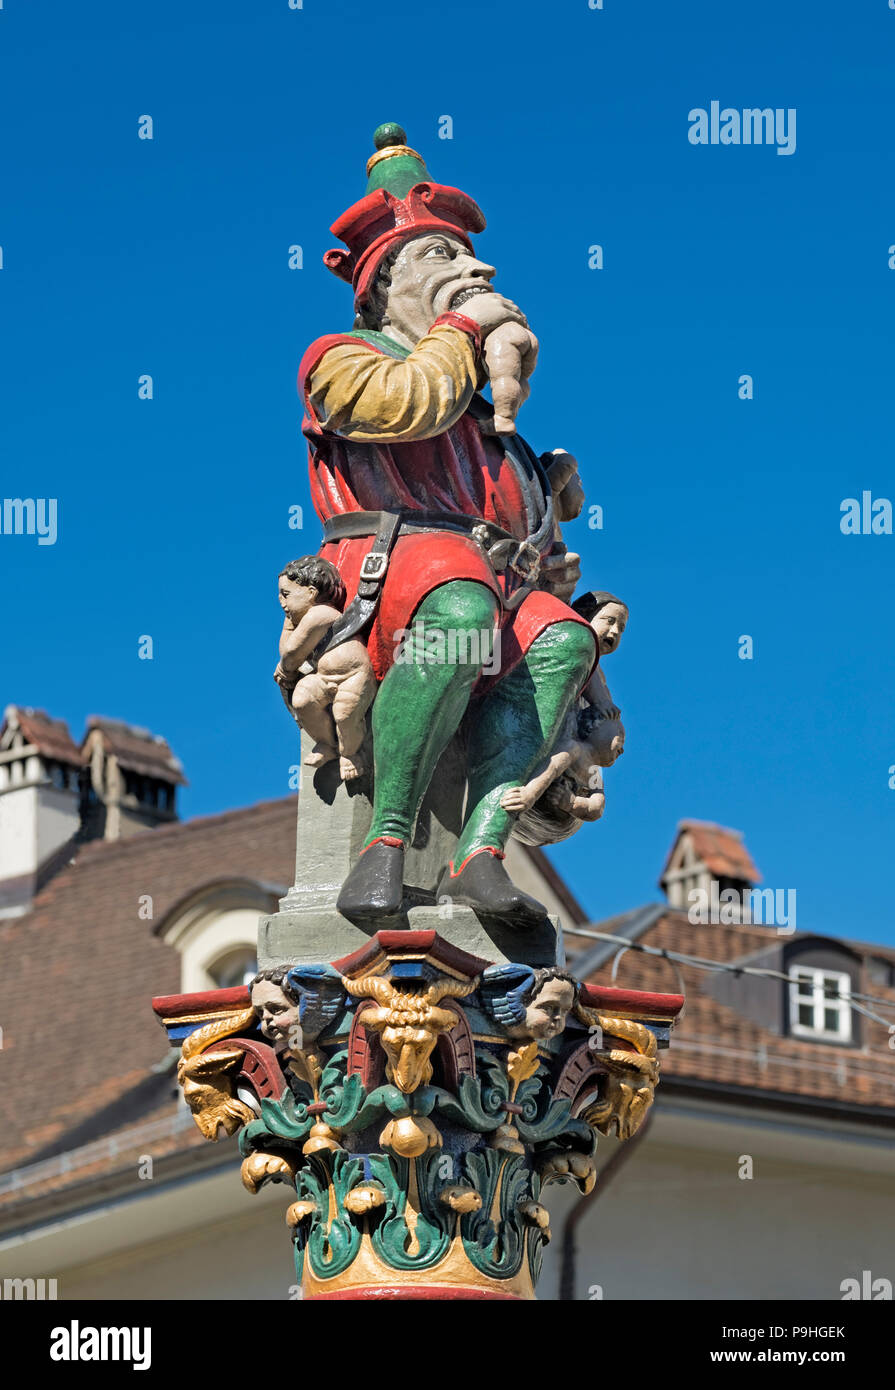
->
<box><xmin>259</xmin><ymin>727</ymin><xmax>564</xmax><ymax>969</ymax></box>
<box><xmin>260</xmin><ymin>901</ymin><xmax>565</xmax><ymax>970</ymax></box>
<box><xmin>285</xmin><ymin>728</ymin><xmax>465</xmax><ymax>909</ymax></box>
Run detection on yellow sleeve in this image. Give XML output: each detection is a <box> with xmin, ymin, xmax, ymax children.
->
<box><xmin>307</xmin><ymin>323</ymin><xmax>478</xmax><ymax>443</ymax></box>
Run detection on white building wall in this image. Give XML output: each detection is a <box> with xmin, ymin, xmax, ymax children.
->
<box><xmin>505</xmin><ymin>842</ymin><xmax>578</xmax><ymax>927</ymax></box>
<box><xmin>539</xmin><ymin>1100</ymin><xmax>895</xmax><ymax>1300</ymax></box>
<box><xmin>540</xmin><ymin>1146</ymin><xmax>895</xmax><ymax>1301</ymax></box>
<box><xmin>0</xmin><ymin>785</ymin><xmax>39</xmax><ymax>881</ymax></box>
<box><xmin>35</xmin><ymin>785</ymin><xmax>80</xmax><ymax>864</ymax></box>
<box><xmin>0</xmin><ymin>783</ymin><xmax>79</xmax><ymax>886</ymax></box>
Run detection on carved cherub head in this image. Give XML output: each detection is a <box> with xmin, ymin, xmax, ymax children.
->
<box><xmin>278</xmin><ymin>556</ymin><xmax>346</xmax><ymax>625</ymax></box>
<box><xmin>506</xmin><ymin>967</ymin><xmax>577</xmax><ymax>1041</ymax></box>
<box><xmin>250</xmin><ymin>967</ymin><xmax>301</xmax><ymax>1052</ymax></box>
<box><xmin>571</xmin><ymin>591</ymin><xmax>628</xmax><ymax>657</ymax></box>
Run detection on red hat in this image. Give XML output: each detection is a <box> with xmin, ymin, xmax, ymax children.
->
<box><xmin>323</xmin><ymin>123</ymin><xmax>486</xmax><ymax>310</ymax></box>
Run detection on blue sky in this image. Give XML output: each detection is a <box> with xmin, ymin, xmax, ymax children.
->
<box><xmin>1</xmin><ymin>0</ymin><xmax>893</xmax><ymax>943</ymax></box>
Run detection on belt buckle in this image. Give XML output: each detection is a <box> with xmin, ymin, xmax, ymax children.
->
<box><xmin>360</xmin><ymin>551</ymin><xmax>389</xmax><ymax>582</ymax></box>
<box><xmin>509</xmin><ymin>542</ymin><xmax>540</xmax><ymax>582</ymax></box>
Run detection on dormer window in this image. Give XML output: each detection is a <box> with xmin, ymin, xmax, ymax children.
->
<box><xmin>660</xmin><ymin>820</ymin><xmax>761</xmax><ymax>912</ymax></box>
<box><xmin>789</xmin><ymin>967</ymin><xmax>852</xmax><ymax>1043</ymax></box>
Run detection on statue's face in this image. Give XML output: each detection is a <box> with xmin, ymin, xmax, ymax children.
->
<box><xmin>251</xmin><ymin>979</ymin><xmax>300</xmax><ymax>1049</ymax></box>
<box><xmin>518</xmin><ymin>978</ymin><xmax>576</xmax><ymax>1040</ymax></box>
<box><xmin>592</xmin><ymin>603</ymin><xmax>627</xmax><ymax>656</ymax></box>
<box><xmin>279</xmin><ymin>576</ymin><xmax>318</xmax><ymax>624</ymax></box>
<box><xmin>381</xmin><ymin>232</ymin><xmax>496</xmax><ymax>345</ymax></box>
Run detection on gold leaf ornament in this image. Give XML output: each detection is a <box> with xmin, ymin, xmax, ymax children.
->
<box><xmin>344</xmin><ymin>1185</ymin><xmax>387</xmax><ymax>1215</ymax></box>
<box><xmin>240</xmin><ymin>1151</ymin><xmax>297</xmax><ymax>1194</ymax></box>
<box><xmin>343</xmin><ymin>974</ymin><xmax>476</xmax><ymax>1095</ymax></box>
<box><xmin>506</xmin><ymin>1041</ymin><xmax>540</xmax><ymax>1090</ymax></box>
<box><xmin>176</xmin><ymin>1007</ymin><xmax>258</xmax><ymax>1141</ymax></box>
<box><xmin>576</xmin><ymin>1014</ymin><xmax>660</xmax><ymax>1141</ymax></box>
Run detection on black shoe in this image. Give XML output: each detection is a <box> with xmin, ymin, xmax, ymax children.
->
<box><xmin>437</xmin><ymin>849</ymin><xmax>547</xmax><ymax>927</ymax></box>
<box><xmin>337</xmin><ymin>839</ymin><xmax>405</xmax><ymax>922</ymax></box>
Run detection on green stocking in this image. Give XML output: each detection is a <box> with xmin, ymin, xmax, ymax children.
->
<box><xmin>364</xmin><ymin>580</ymin><xmax>499</xmax><ymax>847</ymax></box>
<box><xmin>453</xmin><ymin>620</ymin><xmax>596</xmax><ymax>863</ymax></box>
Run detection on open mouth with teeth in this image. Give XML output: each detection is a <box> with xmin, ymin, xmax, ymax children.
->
<box><xmin>451</xmin><ymin>284</ymin><xmax>493</xmax><ymax>309</ymax></box>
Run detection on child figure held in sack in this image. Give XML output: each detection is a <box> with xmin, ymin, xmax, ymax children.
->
<box><xmin>500</xmin><ymin>591</ymin><xmax>628</xmax><ymax>823</ymax></box>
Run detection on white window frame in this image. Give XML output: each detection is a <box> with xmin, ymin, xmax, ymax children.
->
<box><xmin>157</xmin><ymin>881</ymin><xmax>277</xmax><ymax>994</ymax></box>
<box><xmin>789</xmin><ymin>966</ymin><xmax>852</xmax><ymax>1042</ymax></box>
<box><xmin>207</xmin><ymin>944</ymin><xmax>259</xmax><ymax>990</ymax></box>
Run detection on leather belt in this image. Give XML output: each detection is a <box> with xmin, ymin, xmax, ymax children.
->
<box><xmin>311</xmin><ymin>511</ymin><xmax>401</xmax><ymax>659</ymax></box>
<box><xmin>317</xmin><ymin>508</ymin><xmax>542</xmax><ymax>657</ymax></box>
<box><xmin>323</xmin><ymin>510</ymin><xmax>541</xmax><ymax>581</ymax></box>
<box><xmin>324</xmin><ymin>508</ymin><xmax>490</xmax><ymax>544</ymax></box>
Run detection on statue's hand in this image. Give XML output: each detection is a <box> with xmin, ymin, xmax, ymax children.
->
<box><xmin>274</xmin><ymin>664</ymin><xmax>300</xmax><ymax>720</ymax></box>
<box><xmin>453</xmin><ymin>290</ymin><xmax>530</xmax><ymax>337</ymax></box>
<box><xmin>274</xmin><ymin>662</ymin><xmax>296</xmax><ymax>690</ymax></box>
<box><xmin>538</xmin><ymin>548</ymin><xmax>581</xmax><ymax>604</ymax></box>
<box><xmin>500</xmin><ymin>785</ymin><xmax>537</xmax><ymax>813</ymax></box>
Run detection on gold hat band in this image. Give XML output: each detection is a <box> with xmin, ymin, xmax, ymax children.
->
<box><xmin>365</xmin><ymin>144</ymin><xmax>423</xmax><ymax>176</ymax></box>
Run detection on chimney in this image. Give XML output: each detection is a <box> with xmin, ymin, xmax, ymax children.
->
<box><xmin>80</xmin><ymin>717</ymin><xmax>187</xmax><ymax>840</ymax></box>
<box><xmin>660</xmin><ymin>819</ymin><xmax>761</xmax><ymax>913</ymax></box>
<box><xmin>0</xmin><ymin>707</ymin><xmax>187</xmax><ymax>916</ymax></box>
<box><xmin>0</xmin><ymin>706</ymin><xmax>83</xmax><ymax>918</ymax></box>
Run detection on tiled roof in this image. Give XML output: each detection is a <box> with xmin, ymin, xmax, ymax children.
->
<box><xmin>573</xmin><ymin>911</ymin><xmax>895</xmax><ymax>1116</ymax></box>
<box><xmin>84</xmin><ymin>717</ymin><xmax>188</xmax><ymax>784</ymax></box>
<box><xmin>1</xmin><ymin>706</ymin><xmax>83</xmax><ymax>766</ymax></box>
<box><xmin>661</xmin><ymin>819</ymin><xmax>762</xmax><ymax>885</ymax></box>
<box><xmin>0</xmin><ymin>797</ymin><xmax>296</xmax><ymax>1177</ymax></box>
<box><xmin>0</xmin><ymin>1097</ymin><xmax>211</xmax><ymax>1221</ymax></box>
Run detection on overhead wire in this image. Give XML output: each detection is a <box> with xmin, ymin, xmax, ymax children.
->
<box><xmin>569</xmin><ymin>925</ymin><xmax>895</xmax><ymax>1032</ymax></box>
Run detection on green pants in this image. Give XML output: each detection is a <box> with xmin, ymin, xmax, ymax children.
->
<box><xmin>365</xmin><ymin>580</ymin><xmax>595</xmax><ymax>858</ymax></box>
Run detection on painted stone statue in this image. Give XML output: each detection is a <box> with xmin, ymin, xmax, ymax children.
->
<box><xmin>510</xmin><ymin>590</ymin><xmax>629</xmax><ymax>845</ymax></box>
<box><xmin>155</xmin><ymin>122</ymin><xmax>681</xmax><ymax>1303</ymax></box>
<box><xmin>292</xmin><ymin>123</ymin><xmax>598</xmax><ymax>928</ymax></box>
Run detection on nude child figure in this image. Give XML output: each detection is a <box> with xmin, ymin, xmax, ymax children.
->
<box><xmin>273</xmin><ymin>556</ymin><xmax>376</xmax><ymax>782</ymax></box>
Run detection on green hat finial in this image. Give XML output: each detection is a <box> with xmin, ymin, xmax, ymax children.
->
<box><xmin>365</xmin><ymin>122</ymin><xmax>431</xmax><ymax>198</ymax></box>
<box><xmin>373</xmin><ymin>122</ymin><xmax>407</xmax><ymax>150</ymax></box>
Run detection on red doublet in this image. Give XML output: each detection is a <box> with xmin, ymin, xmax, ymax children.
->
<box><xmin>299</xmin><ymin>334</ymin><xmax>593</xmax><ymax>684</ymax></box>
